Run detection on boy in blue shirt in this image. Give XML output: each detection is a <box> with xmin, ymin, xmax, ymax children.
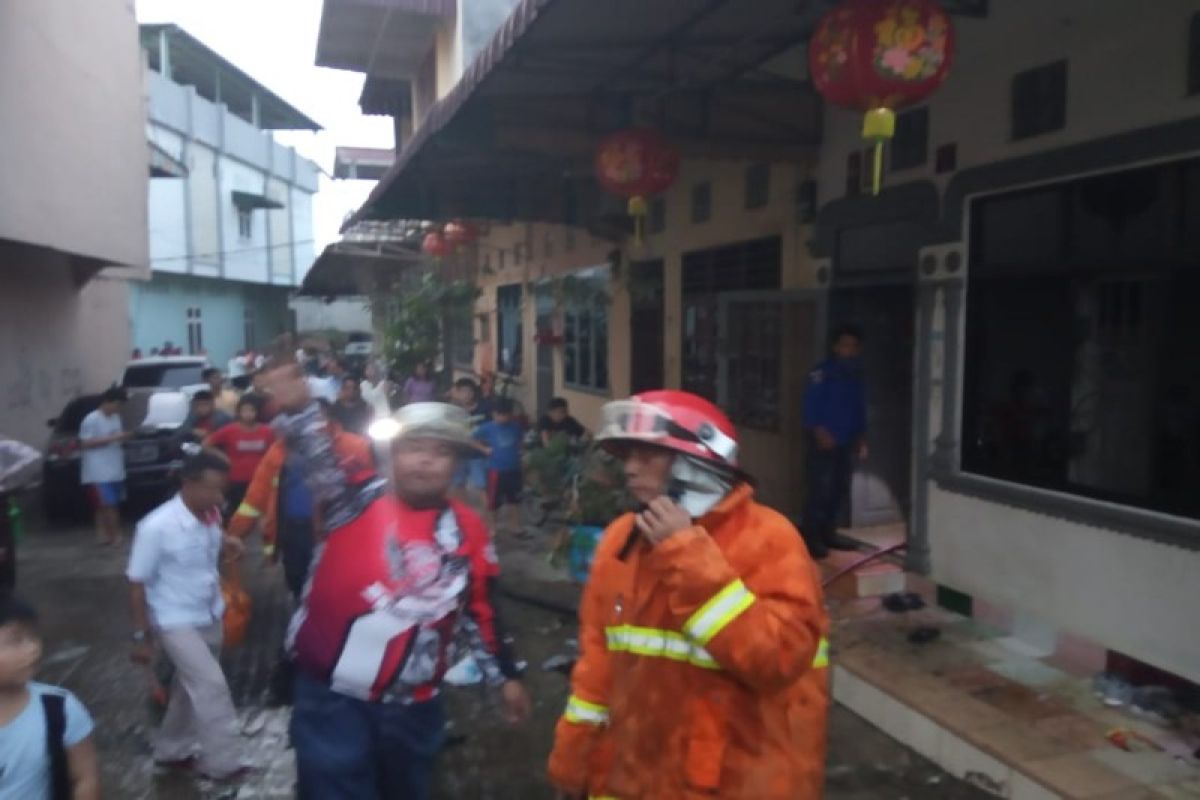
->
<box><xmin>473</xmin><ymin>398</ymin><xmax>524</xmax><ymax>532</ymax></box>
<box><xmin>0</xmin><ymin>594</ymin><xmax>98</xmax><ymax>800</ymax></box>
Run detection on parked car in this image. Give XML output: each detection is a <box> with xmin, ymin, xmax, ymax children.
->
<box><xmin>120</xmin><ymin>355</ymin><xmax>209</xmax><ymax>394</ymax></box>
<box><xmin>42</xmin><ymin>394</ymin><xmax>102</xmax><ymax>523</ymax></box>
<box><xmin>121</xmin><ymin>392</ymin><xmax>194</xmax><ymax>511</ymax></box>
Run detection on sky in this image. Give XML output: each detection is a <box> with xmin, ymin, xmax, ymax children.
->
<box><xmin>136</xmin><ymin>0</ymin><xmax>394</xmax><ymax>253</ymax></box>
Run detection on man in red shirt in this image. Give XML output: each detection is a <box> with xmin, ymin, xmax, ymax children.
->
<box><xmin>204</xmin><ymin>396</ymin><xmax>274</xmax><ymax>521</ymax></box>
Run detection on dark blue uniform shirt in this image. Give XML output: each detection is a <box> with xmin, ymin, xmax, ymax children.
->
<box><xmin>803</xmin><ymin>357</ymin><xmax>867</xmax><ymax>447</ymax></box>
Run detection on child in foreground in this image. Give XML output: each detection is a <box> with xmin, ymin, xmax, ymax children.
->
<box><xmin>0</xmin><ymin>594</ymin><xmax>99</xmax><ymax>800</ymax></box>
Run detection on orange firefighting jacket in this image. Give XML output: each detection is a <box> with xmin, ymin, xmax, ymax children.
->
<box><xmin>227</xmin><ymin>433</ymin><xmax>371</xmax><ymax>548</ymax></box>
<box><xmin>548</xmin><ymin>483</ymin><xmax>830</xmax><ymax>800</ymax></box>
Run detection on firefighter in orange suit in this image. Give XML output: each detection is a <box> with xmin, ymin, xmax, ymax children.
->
<box><xmin>548</xmin><ymin>390</ymin><xmax>830</xmax><ymax>800</ymax></box>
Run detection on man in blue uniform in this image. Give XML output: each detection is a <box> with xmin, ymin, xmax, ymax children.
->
<box><xmin>802</xmin><ymin>325</ymin><xmax>868</xmax><ymax>559</ymax></box>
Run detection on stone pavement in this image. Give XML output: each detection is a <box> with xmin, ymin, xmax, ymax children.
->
<box><xmin>14</xmin><ymin>519</ymin><xmax>991</xmax><ymax>799</ymax></box>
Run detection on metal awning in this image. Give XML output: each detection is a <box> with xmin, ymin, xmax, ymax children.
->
<box><xmin>347</xmin><ymin>0</ymin><xmax>991</xmax><ymax>229</ymax></box>
<box><xmin>232</xmin><ymin>190</ymin><xmax>285</xmax><ymax>211</ymax></box>
<box><xmin>300</xmin><ymin>241</ymin><xmax>424</xmax><ymax>297</ymax></box>
<box><xmin>334</xmin><ymin>147</ymin><xmax>396</xmax><ymax>180</ymax></box>
<box><xmin>349</xmin><ymin>0</ymin><xmax>835</xmax><ymax>227</ymax></box>
<box><xmin>140</xmin><ymin>25</ymin><xmax>322</xmax><ymax>131</ymax></box>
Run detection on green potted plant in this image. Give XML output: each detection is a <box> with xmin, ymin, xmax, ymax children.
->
<box><xmin>565</xmin><ymin>447</ymin><xmax>626</xmax><ymax>582</ymax></box>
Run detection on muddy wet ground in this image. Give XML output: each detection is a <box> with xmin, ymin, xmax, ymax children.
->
<box><xmin>14</xmin><ymin>521</ymin><xmax>989</xmax><ymax>799</ymax></box>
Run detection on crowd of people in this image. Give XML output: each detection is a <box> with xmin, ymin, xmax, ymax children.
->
<box><xmin>0</xmin><ymin>341</ymin><xmax>842</xmax><ymax>799</ymax></box>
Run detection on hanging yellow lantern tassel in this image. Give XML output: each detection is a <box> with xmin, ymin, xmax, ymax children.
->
<box><xmin>862</xmin><ymin>107</ymin><xmax>896</xmax><ymax>196</ymax></box>
<box><xmin>628</xmin><ymin>195</ymin><xmax>649</xmax><ymax>246</ymax></box>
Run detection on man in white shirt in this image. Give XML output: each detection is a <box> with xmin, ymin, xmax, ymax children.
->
<box><xmin>79</xmin><ymin>388</ymin><xmax>130</xmax><ymax>546</ymax></box>
<box><xmin>127</xmin><ymin>450</ymin><xmax>251</xmax><ymax>783</ymax></box>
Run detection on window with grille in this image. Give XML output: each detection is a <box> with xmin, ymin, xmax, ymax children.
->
<box><xmin>744</xmin><ymin>163</ymin><xmax>770</xmax><ymax>210</ymax></box>
<box><xmin>562</xmin><ymin>266</ymin><xmax>610</xmax><ymax>392</ymax></box>
<box><xmin>496</xmin><ymin>284</ymin><xmax>523</xmax><ymax>375</ymax></box>
<box><xmin>448</xmin><ymin>310</ymin><xmax>475</xmax><ymax>368</ymax></box>
<box><xmin>691</xmin><ymin>182</ymin><xmax>712</xmax><ymax>223</ymax></box>
<box><xmin>236</xmin><ymin>208</ymin><xmax>253</xmax><ymax>240</ymax></box>
<box><xmin>890</xmin><ymin>106</ymin><xmax>929</xmax><ymax>172</ymax></box>
<box><xmin>1011</xmin><ymin>60</ymin><xmax>1067</xmax><ymax>140</ymax></box>
<box><xmin>681</xmin><ymin>237</ymin><xmax>782</xmax><ymax>427</ymax></box>
<box><xmin>186</xmin><ymin>307</ymin><xmax>203</xmax><ymax>355</ymax></box>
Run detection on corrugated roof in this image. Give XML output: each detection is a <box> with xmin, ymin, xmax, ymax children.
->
<box><xmin>347</xmin><ymin>0</ymin><xmax>829</xmax><ymax>227</ymax></box>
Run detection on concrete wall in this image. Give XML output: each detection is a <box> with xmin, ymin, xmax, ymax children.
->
<box><xmin>0</xmin><ymin>0</ymin><xmax>148</xmax><ymax>272</ymax></box>
<box><xmin>0</xmin><ymin>251</ymin><xmax>131</xmax><ymax>445</ymax></box>
<box><xmin>807</xmin><ymin>0</ymin><xmax>1200</xmax><ymax>679</ymax></box>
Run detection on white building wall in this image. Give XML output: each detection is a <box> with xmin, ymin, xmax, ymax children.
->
<box><xmin>809</xmin><ymin>0</ymin><xmax>1200</xmax><ymax>680</ymax></box>
<box><xmin>145</xmin><ymin>68</ymin><xmax>320</xmax><ymax>285</ymax></box>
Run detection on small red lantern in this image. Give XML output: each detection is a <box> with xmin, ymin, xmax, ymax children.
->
<box><xmin>442</xmin><ymin>220</ymin><xmax>478</xmax><ymax>248</ymax></box>
<box><xmin>422</xmin><ymin>231</ymin><xmax>450</xmax><ymax>258</ymax></box>
<box><xmin>809</xmin><ymin>0</ymin><xmax>955</xmax><ymax>194</ymax></box>
<box><xmin>594</xmin><ymin>128</ymin><xmax>679</xmax><ymax>243</ymax></box>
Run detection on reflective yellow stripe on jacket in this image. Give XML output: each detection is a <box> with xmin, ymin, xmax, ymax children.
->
<box><xmin>563</xmin><ymin>694</ymin><xmax>609</xmax><ymax>727</ymax></box>
<box><xmin>605</xmin><ymin>624</ymin><xmax>830</xmax><ymax>672</ymax></box>
<box><xmin>605</xmin><ymin>624</ymin><xmax>720</xmax><ymax>669</ymax></box>
<box><xmin>236</xmin><ymin>503</ymin><xmax>261</xmax><ymax>518</ymax></box>
<box><xmin>683</xmin><ymin>578</ymin><xmax>756</xmax><ymax>645</ymax></box>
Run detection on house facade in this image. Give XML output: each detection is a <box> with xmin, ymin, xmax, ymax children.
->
<box><xmin>326</xmin><ymin>0</ymin><xmax>1200</xmax><ymax>686</ymax></box>
<box><xmin>0</xmin><ymin>0</ymin><xmax>149</xmax><ymax>444</ymax></box>
<box><xmin>134</xmin><ymin>25</ymin><xmax>320</xmax><ymax>367</ymax></box>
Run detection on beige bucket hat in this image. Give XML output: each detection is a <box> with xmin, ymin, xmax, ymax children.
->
<box><xmin>367</xmin><ymin>401</ymin><xmax>477</xmax><ymax>454</ymax></box>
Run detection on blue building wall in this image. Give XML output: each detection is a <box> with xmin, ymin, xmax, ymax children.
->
<box><xmin>129</xmin><ymin>272</ymin><xmax>291</xmax><ymax>367</ymax></box>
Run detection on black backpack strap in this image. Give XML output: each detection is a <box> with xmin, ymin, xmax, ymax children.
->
<box><xmin>40</xmin><ymin>693</ymin><xmax>70</xmax><ymax>800</ymax></box>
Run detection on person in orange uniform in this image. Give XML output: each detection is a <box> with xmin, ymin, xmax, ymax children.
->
<box><xmin>227</xmin><ymin>403</ymin><xmax>372</xmax><ymax>598</ymax></box>
<box><xmin>548</xmin><ymin>390</ymin><xmax>830</xmax><ymax>800</ymax></box>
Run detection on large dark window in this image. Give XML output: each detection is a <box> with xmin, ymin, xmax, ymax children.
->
<box><xmin>562</xmin><ymin>266</ymin><xmax>610</xmax><ymax>392</ymax></box>
<box><xmin>496</xmin><ymin>284</ymin><xmax>523</xmax><ymax>375</ymax></box>
<box><xmin>962</xmin><ymin>159</ymin><xmax>1200</xmax><ymax>520</ymax></box>
<box><xmin>1011</xmin><ymin>60</ymin><xmax>1067</xmax><ymax>140</ymax></box>
<box><xmin>682</xmin><ymin>237</ymin><xmax>782</xmax><ymax>428</ymax></box>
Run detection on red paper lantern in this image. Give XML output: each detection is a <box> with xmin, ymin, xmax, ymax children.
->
<box><xmin>809</xmin><ymin>0</ymin><xmax>955</xmax><ymax>194</ymax></box>
<box><xmin>442</xmin><ymin>220</ymin><xmax>478</xmax><ymax>248</ymax></box>
<box><xmin>422</xmin><ymin>231</ymin><xmax>450</xmax><ymax>258</ymax></box>
<box><xmin>594</xmin><ymin>128</ymin><xmax>679</xmax><ymax>243</ymax></box>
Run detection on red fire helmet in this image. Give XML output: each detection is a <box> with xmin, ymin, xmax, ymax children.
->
<box><xmin>597</xmin><ymin>390</ymin><xmax>739</xmax><ymax>472</ymax></box>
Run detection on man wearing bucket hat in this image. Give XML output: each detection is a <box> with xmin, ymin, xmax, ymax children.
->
<box><xmin>262</xmin><ymin>362</ymin><xmax>530</xmax><ymax>800</ymax></box>
<box><xmin>548</xmin><ymin>390</ymin><xmax>830</xmax><ymax>800</ymax></box>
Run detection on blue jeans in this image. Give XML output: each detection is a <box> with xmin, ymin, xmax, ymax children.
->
<box><xmin>291</xmin><ymin>672</ymin><xmax>445</xmax><ymax>800</ymax></box>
